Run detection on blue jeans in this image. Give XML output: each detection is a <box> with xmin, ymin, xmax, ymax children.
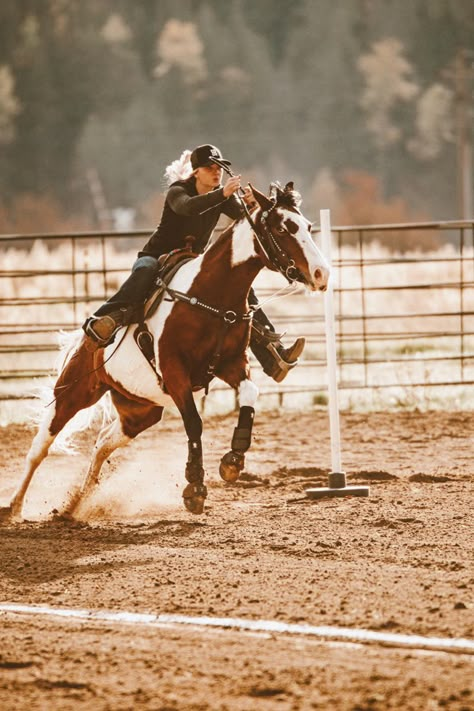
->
<box><xmin>94</xmin><ymin>255</ymin><xmax>158</xmax><ymax>317</ymax></box>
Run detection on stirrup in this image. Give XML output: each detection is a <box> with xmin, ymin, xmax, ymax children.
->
<box><xmin>250</xmin><ymin>322</ymin><xmax>305</xmax><ymax>382</ymax></box>
<box><xmin>83</xmin><ymin>316</ymin><xmax>120</xmax><ymax>347</ymax></box>
<box><xmin>264</xmin><ymin>340</ymin><xmax>305</xmax><ymax>383</ymax></box>
<box><xmin>251</xmin><ymin>320</ymin><xmax>286</xmax><ymax>345</ymax></box>
<box><xmin>83</xmin><ymin>307</ymin><xmax>132</xmax><ymax>348</ymax></box>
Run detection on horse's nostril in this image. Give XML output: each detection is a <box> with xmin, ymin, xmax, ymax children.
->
<box><xmin>314</xmin><ymin>268</ymin><xmax>322</xmax><ymax>281</ymax></box>
<box><xmin>319</xmin><ymin>285</ymin><xmax>327</xmax><ymax>292</ymax></box>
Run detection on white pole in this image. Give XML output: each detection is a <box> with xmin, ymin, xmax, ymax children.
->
<box><xmin>320</xmin><ymin>209</ymin><xmax>343</xmax><ymax>475</ymax></box>
<box><xmin>306</xmin><ymin>211</ymin><xmax>368</xmax><ymax>499</ymax></box>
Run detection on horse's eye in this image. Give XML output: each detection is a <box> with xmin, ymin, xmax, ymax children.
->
<box><xmin>277</xmin><ymin>226</ymin><xmax>286</xmax><ymax>235</ymax></box>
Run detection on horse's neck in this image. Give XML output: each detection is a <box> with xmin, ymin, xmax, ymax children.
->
<box><xmin>198</xmin><ymin>218</ymin><xmax>262</xmax><ymax>306</ymax></box>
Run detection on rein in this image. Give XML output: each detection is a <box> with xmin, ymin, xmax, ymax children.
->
<box><xmin>211</xmin><ymin>158</ymin><xmax>306</xmax><ymax>285</ymax></box>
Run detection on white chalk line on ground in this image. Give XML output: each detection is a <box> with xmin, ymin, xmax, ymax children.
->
<box><xmin>1</xmin><ymin>602</ymin><xmax>474</xmax><ymax>656</ymax></box>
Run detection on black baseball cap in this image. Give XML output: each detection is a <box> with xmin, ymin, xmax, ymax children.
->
<box><xmin>190</xmin><ymin>144</ymin><xmax>231</xmax><ymax>170</ymax></box>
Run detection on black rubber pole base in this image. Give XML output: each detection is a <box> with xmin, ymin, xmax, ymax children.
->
<box><xmin>305</xmin><ymin>485</ymin><xmax>370</xmax><ymax>499</ymax></box>
<box><xmin>305</xmin><ymin>471</ymin><xmax>369</xmax><ymax>499</ymax></box>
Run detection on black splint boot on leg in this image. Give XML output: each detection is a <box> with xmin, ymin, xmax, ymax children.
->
<box><xmin>250</xmin><ymin>320</ymin><xmax>305</xmax><ymax>383</ymax></box>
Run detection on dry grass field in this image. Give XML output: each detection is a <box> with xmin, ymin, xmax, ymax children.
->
<box><xmin>1</xmin><ymin>237</ymin><xmax>473</xmax><ymax>420</ymax></box>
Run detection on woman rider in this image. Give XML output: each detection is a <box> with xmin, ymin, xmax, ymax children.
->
<box><xmin>83</xmin><ymin>144</ymin><xmax>305</xmax><ymax>382</ymax></box>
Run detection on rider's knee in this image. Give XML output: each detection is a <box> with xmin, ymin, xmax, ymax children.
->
<box><xmin>132</xmin><ymin>255</ymin><xmax>158</xmax><ymax>273</ymax></box>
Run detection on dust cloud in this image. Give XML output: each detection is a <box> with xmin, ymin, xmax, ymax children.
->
<box><xmin>17</xmin><ymin>435</ymin><xmax>188</xmax><ymax>522</ymax></box>
<box><xmin>77</xmin><ymin>441</ymin><xmax>187</xmax><ymax>521</ymax></box>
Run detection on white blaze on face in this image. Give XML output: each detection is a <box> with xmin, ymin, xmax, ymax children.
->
<box><xmin>281</xmin><ymin>209</ymin><xmax>330</xmax><ymax>289</ymax></box>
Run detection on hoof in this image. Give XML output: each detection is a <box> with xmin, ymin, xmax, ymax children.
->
<box><xmin>183</xmin><ymin>482</ymin><xmax>207</xmax><ymax>515</ymax></box>
<box><xmin>52</xmin><ymin>509</ymin><xmax>76</xmax><ymax>523</ymax></box>
<box><xmin>62</xmin><ymin>489</ymin><xmax>82</xmax><ymax>518</ymax></box>
<box><xmin>183</xmin><ymin>495</ymin><xmax>206</xmax><ymax>515</ymax></box>
<box><xmin>219</xmin><ymin>451</ymin><xmax>245</xmax><ymax>483</ymax></box>
<box><xmin>0</xmin><ymin>505</ymin><xmax>13</xmax><ymax>524</ymax></box>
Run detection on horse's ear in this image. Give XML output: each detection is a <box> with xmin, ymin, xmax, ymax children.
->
<box><xmin>249</xmin><ymin>183</ymin><xmax>275</xmax><ymax>212</ymax></box>
<box><xmin>284</xmin><ymin>180</ymin><xmax>302</xmax><ymax>207</ymax></box>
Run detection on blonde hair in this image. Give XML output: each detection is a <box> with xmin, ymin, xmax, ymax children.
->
<box><xmin>163</xmin><ymin>149</ymin><xmax>193</xmax><ymax>185</ymax></box>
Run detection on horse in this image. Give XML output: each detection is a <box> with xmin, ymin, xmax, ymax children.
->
<box><xmin>2</xmin><ymin>182</ymin><xmax>329</xmax><ymax>521</ymax></box>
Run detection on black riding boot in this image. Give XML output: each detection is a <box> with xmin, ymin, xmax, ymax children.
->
<box><xmin>83</xmin><ymin>256</ymin><xmax>158</xmax><ymax>348</ymax></box>
<box><xmin>249</xmin><ymin>289</ymin><xmax>305</xmax><ymax>383</ymax></box>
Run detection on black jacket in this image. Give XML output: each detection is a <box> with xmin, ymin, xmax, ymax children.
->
<box><xmin>139</xmin><ymin>176</ymin><xmax>243</xmax><ymax>258</ymax></box>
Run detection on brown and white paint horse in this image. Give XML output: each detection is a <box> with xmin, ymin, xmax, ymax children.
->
<box><xmin>3</xmin><ymin>183</ymin><xmax>329</xmax><ymax>520</ymax></box>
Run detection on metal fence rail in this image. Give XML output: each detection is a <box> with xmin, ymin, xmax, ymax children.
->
<box><xmin>1</xmin><ymin>220</ymin><xmax>473</xmax><ymax>407</ymax></box>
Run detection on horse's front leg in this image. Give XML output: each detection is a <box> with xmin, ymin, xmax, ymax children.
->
<box><xmin>165</xmin><ymin>371</ymin><xmax>208</xmax><ymax>515</ymax></box>
<box><xmin>220</xmin><ymin>378</ymin><xmax>259</xmax><ymax>483</ymax></box>
<box><xmin>183</xmin><ymin>429</ymin><xmax>207</xmax><ymax>515</ymax></box>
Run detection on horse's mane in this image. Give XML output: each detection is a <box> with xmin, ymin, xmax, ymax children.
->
<box><xmin>270</xmin><ymin>181</ymin><xmax>302</xmax><ymax>210</ymax></box>
<box><xmin>204</xmin><ymin>180</ymin><xmax>303</xmax><ymax>254</ymax></box>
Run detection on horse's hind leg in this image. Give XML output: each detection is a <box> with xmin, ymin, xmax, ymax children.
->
<box><xmin>3</xmin><ymin>392</ymin><xmax>106</xmax><ymax>521</ymax></box>
<box><xmin>65</xmin><ymin>392</ymin><xmax>163</xmax><ymax>517</ymax></box>
<box><xmin>63</xmin><ymin>417</ymin><xmax>130</xmax><ymax>517</ymax></box>
<box><xmin>0</xmin><ymin>404</ymin><xmax>57</xmax><ymax>521</ymax></box>
<box><xmin>1</xmin><ymin>345</ymin><xmax>107</xmax><ymax>522</ymax></box>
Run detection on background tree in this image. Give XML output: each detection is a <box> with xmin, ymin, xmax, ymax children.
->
<box><xmin>0</xmin><ymin>0</ymin><xmax>472</xmax><ymax>230</ymax></box>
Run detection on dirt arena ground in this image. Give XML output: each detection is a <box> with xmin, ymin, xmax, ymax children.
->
<box><xmin>0</xmin><ymin>408</ymin><xmax>473</xmax><ymax>710</ymax></box>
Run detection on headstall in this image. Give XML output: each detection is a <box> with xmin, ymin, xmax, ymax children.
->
<box><xmin>256</xmin><ymin>204</ymin><xmax>305</xmax><ymax>284</ymax></box>
<box><xmin>211</xmin><ymin>158</ymin><xmax>305</xmax><ymax>285</ymax></box>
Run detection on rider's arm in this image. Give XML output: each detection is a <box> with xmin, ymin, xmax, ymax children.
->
<box><xmin>167</xmin><ymin>185</ymin><xmax>229</xmax><ymax>216</ymax></box>
<box><xmin>221</xmin><ymin>194</ymin><xmax>244</xmax><ymax>220</ymax></box>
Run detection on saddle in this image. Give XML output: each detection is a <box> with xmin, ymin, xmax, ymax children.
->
<box><xmin>133</xmin><ymin>242</ymin><xmax>198</xmax><ymax>374</ymax></box>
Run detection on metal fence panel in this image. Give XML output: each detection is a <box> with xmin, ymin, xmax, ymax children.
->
<box><xmin>1</xmin><ymin>220</ymin><xmax>473</xmax><ymax>410</ymax></box>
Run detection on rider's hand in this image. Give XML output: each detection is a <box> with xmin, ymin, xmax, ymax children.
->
<box><xmin>242</xmin><ymin>186</ymin><xmax>256</xmax><ymax>207</ymax></box>
<box><xmin>223</xmin><ymin>175</ymin><xmax>241</xmax><ymax>198</ymax></box>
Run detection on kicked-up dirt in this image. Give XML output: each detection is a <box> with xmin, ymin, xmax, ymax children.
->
<box><xmin>0</xmin><ymin>408</ymin><xmax>473</xmax><ymax>710</ymax></box>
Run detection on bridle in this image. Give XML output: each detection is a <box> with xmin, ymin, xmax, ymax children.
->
<box><xmin>210</xmin><ymin>159</ymin><xmax>307</xmax><ymax>286</ymax></box>
<box><xmin>256</xmin><ymin>203</ymin><xmax>306</xmax><ymax>284</ymax></box>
